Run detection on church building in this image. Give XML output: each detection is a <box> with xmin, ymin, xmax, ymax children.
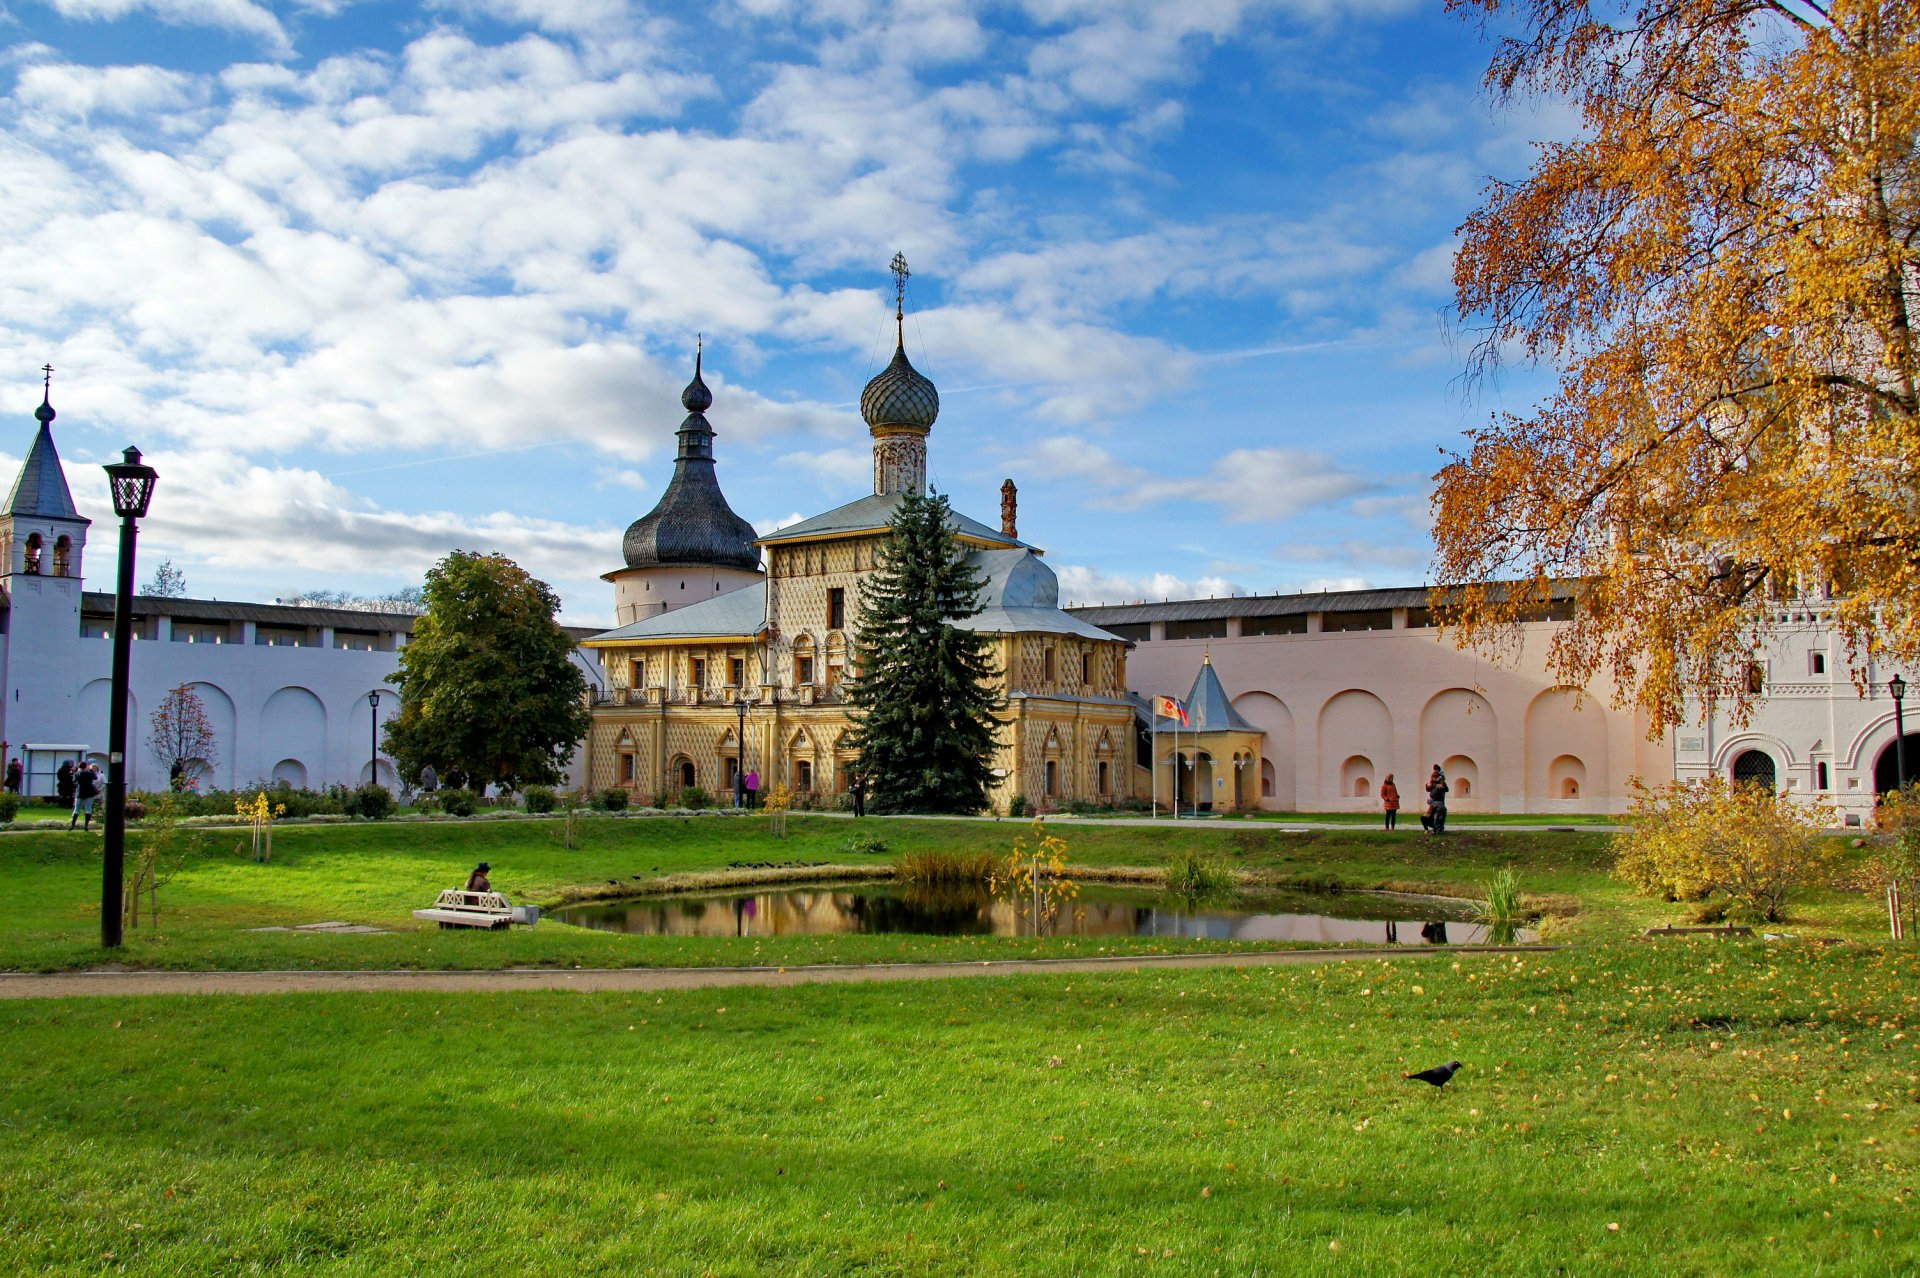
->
<box><xmin>580</xmin><ymin>263</ymin><xmax>1139</xmax><ymax>810</ymax></box>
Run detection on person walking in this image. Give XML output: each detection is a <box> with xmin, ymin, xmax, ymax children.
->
<box><xmin>1379</xmin><ymin>774</ymin><xmax>1400</xmax><ymax>830</ymax></box>
<box><xmin>70</xmin><ymin>761</ymin><xmax>101</xmax><ymax>831</ymax></box>
<box><xmin>1425</xmin><ymin>765</ymin><xmax>1450</xmax><ymax>836</ymax></box>
<box><xmin>744</xmin><ymin>768</ymin><xmax>760</xmax><ymax>810</ymax></box>
<box><xmin>4</xmin><ymin>757</ymin><xmax>21</xmax><ymax>794</ymax></box>
<box><xmin>56</xmin><ymin>759</ymin><xmax>76</xmax><ymax>810</ymax></box>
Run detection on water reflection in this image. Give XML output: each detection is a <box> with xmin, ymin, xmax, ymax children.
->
<box><xmin>553</xmin><ymin>882</ymin><xmax>1531</xmax><ymax>945</ymax></box>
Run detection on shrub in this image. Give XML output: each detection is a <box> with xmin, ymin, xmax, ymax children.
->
<box><xmin>523</xmin><ymin>785</ymin><xmax>557</xmax><ymax>814</ymax></box>
<box><xmin>0</xmin><ymin>793</ymin><xmax>19</xmax><ymax>823</ymax></box>
<box><xmin>119</xmin><ymin>797</ymin><xmax>146</xmax><ymax>822</ymax></box>
<box><xmin>651</xmin><ymin>791</ymin><xmax>671</xmax><ymax>810</ymax></box>
<box><xmin>346</xmin><ymin>785</ymin><xmax>395</xmax><ymax>821</ymax></box>
<box><xmin>1873</xmin><ymin>783</ymin><xmax>1920</xmax><ymax>936</ymax></box>
<box><xmin>1614</xmin><ymin>777</ymin><xmax>1838</xmax><ymax>922</ymax></box>
<box><xmin>681</xmin><ymin>786</ymin><xmax>710</xmax><ymax>810</ymax></box>
<box><xmin>438</xmin><ymin>788</ymin><xmax>477</xmax><ymax>817</ymax></box>
<box><xmin>598</xmin><ymin>787</ymin><xmax>630</xmax><ymax>812</ymax></box>
<box><xmin>1163</xmin><ymin>848</ymin><xmax>1234</xmax><ymax>895</ymax></box>
<box><xmin>1007</xmin><ymin>793</ymin><xmax>1030</xmax><ymax>818</ymax></box>
<box><xmin>843</xmin><ymin>832</ymin><xmax>890</xmax><ymax>857</ymax></box>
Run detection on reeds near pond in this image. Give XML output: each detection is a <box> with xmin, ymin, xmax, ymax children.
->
<box><xmin>896</xmin><ymin>849</ymin><xmax>996</xmax><ymax>887</ymax></box>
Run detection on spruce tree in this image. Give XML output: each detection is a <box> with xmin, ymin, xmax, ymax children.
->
<box><xmin>844</xmin><ymin>492</ymin><xmax>1001</xmax><ymax>814</ymax></box>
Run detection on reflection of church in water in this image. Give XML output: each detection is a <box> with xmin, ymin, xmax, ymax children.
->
<box><xmin>580</xmin><ymin>261</ymin><xmax>1147</xmax><ymax>811</ymax></box>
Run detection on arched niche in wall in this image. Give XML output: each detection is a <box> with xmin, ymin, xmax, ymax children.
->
<box><xmin>1524</xmin><ymin>687</ymin><xmax>1608</xmax><ymax>808</ymax></box>
<box><xmin>1232</xmin><ymin>690</ymin><xmax>1294</xmax><ymax>808</ymax></box>
<box><xmin>1319</xmin><ymin>690</ymin><xmax>1393</xmax><ymax>805</ymax></box>
<box><xmin>1421</xmin><ymin>688</ymin><xmax>1498</xmax><ymax>810</ymax></box>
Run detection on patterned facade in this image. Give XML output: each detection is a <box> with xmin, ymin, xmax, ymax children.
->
<box><xmin>582</xmin><ymin>293</ymin><xmax>1139</xmax><ymax>812</ymax></box>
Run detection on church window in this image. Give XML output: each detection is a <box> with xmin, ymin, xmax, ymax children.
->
<box><xmin>1097</xmin><ymin>760</ymin><xmax>1110</xmax><ymax>795</ymax></box>
<box><xmin>1817</xmin><ymin>761</ymin><xmax>1830</xmax><ymax>790</ymax></box>
<box><xmin>796</xmin><ymin>759</ymin><xmax>814</xmax><ymax>790</ymax></box>
<box><xmin>692</xmin><ymin>657</ymin><xmax>707</xmax><ymax>687</ymax></box>
<box><xmin>1043</xmin><ymin>648</ymin><xmax>1056</xmax><ymax>682</ymax></box>
<box><xmin>51</xmin><ymin>536</ymin><xmax>71</xmax><ymax>578</ymax></box>
<box><xmin>1081</xmin><ymin>652</ymin><xmax>1093</xmax><ymax>686</ymax></box>
<box><xmin>1745</xmin><ymin>661</ymin><xmax>1766</xmax><ymax>695</ymax></box>
<box><xmin>680</xmin><ymin>759</ymin><xmax>696</xmax><ymax>789</ymax></box>
<box><xmin>796</xmin><ymin>654</ymin><xmax>815</xmax><ymax>685</ymax></box>
<box><xmin>617</xmin><ymin>753</ymin><xmax>635</xmax><ymax>785</ymax></box>
<box><xmin>23</xmin><ymin>533</ymin><xmax>41</xmax><ymax>575</ymax></box>
<box><xmin>828</xmin><ymin>588</ymin><xmax>846</xmax><ymax>630</ymax></box>
<box><xmin>1810</xmin><ymin>651</ymin><xmax>1826</xmax><ymax>675</ymax></box>
<box><xmin>729</xmin><ymin>657</ymin><xmax>745</xmax><ymax>688</ymax></box>
<box><xmin>1045</xmin><ymin>759</ymin><xmax>1059</xmax><ymax>797</ymax></box>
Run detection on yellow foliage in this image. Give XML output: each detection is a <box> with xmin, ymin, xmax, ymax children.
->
<box><xmin>1614</xmin><ymin>777</ymin><xmax>1840</xmax><ymax>922</ymax></box>
<box><xmin>989</xmin><ymin>818</ymin><xmax>1080</xmax><ymax>931</ymax></box>
<box><xmin>1435</xmin><ymin>0</ymin><xmax>1920</xmax><ymax>727</ymax></box>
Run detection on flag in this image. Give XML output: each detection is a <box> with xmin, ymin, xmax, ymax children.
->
<box><xmin>1155</xmin><ymin>695</ymin><xmax>1189</xmax><ymax>726</ymax></box>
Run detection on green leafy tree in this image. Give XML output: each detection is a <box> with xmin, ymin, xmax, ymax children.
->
<box><xmin>382</xmin><ymin>551</ymin><xmax>589</xmax><ymax>792</ymax></box>
<box><xmin>844</xmin><ymin>492</ymin><xmax>1001</xmax><ymax>814</ymax></box>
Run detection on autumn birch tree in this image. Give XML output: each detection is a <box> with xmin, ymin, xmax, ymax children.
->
<box><xmin>1436</xmin><ymin>0</ymin><xmax>1920</xmax><ymax>727</ymax></box>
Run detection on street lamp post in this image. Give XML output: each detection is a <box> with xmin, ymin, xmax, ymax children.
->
<box><xmin>367</xmin><ymin>689</ymin><xmax>381</xmax><ymax>789</ymax></box>
<box><xmin>100</xmin><ymin>446</ymin><xmax>157</xmax><ymax>950</ymax></box>
<box><xmin>1893</xmin><ymin>674</ymin><xmax>1909</xmax><ymax>792</ymax></box>
<box><xmin>733</xmin><ymin>696</ymin><xmax>751</xmax><ymax>808</ymax></box>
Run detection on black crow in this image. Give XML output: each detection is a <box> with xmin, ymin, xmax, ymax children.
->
<box><xmin>1403</xmin><ymin>1060</ymin><xmax>1462</xmax><ymax>1088</ymax></box>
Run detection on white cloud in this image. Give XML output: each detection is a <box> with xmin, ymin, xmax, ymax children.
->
<box><xmin>1020</xmin><ymin>437</ymin><xmax>1373</xmax><ymax>523</ymax></box>
<box><xmin>1054</xmin><ymin>563</ymin><xmax>1245</xmax><ymax>607</ymax></box>
<box><xmin>44</xmin><ymin>0</ymin><xmax>294</xmax><ymax>57</ymax></box>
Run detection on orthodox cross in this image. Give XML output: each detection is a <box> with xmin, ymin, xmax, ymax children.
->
<box><xmin>889</xmin><ymin>252</ymin><xmax>910</xmax><ymax>339</ymax></box>
<box><xmin>41</xmin><ymin>364</ymin><xmax>53</xmax><ymax>395</ymax></box>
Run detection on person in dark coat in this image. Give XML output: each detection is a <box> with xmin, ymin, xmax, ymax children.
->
<box><xmin>169</xmin><ymin>758</ymin><xmax>186</xmax><ymax>791</ymax></box>
<box><xmin>56</xmin><ymin>760</ymin><xmax>76</xmax><ymax>809</ymax></box>
<box><xmin>849</xmin><ymin>770</ymin><xmax>867</xmax><ymax>818</ymax></box>
<box><xmin>465</xmin><ymin>862</ymin><xmax>492</xmax><ymax>893</ymax></box>
<box><xmin>4</xmin><ymin>757</ymin><xmax>21</xmax><ymax>794</ymax></box>
<box><xmin>1424</xmin><ymin>765</ymin><xmax>1449</xmax><ymax>835</ymax></box>
<box><xmin>70</xmin><ymin>762</ymin><xmax>102</xmax><ymax>831</ymax></box>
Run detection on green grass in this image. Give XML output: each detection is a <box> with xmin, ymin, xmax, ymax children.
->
<box><xmin>3</xmin><ymin>939</ymin><xmax>1915</xmax><ymax>1275</ymax></box>
<box><xmin>0</xmin><ymin>813</ymin><xmax>1891</xmax><ymax>972</ymax></box>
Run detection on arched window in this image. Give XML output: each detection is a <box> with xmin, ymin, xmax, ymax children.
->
<box><xmin>679</xmin><ymin>759</ymin><xmax>696</xmax><ymax>789</ymax></box>
<box><xmin>51</xmin><ymin>535</ymin><xmax>71</xmax><ymax>578</ymax></box>
<box><xmin>1455</xmin><ymin>777</ymin><xmax>1472</xmax><ymax>799</ymax></box>
<box><xmin>22</xmin><ymin>533</ymin><xmax>41</xmax><ymax>575</ymax></box>
<box><xmin>1732</xmin><ymin>749</ymin><xmax>1777</xmax><ymax>791</ymax></box>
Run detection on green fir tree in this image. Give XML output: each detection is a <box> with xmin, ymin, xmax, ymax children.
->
<box><xmin>844</xmin><ymin>492</ymin><xmax>1002</xmax><ymax>814</ymax></box>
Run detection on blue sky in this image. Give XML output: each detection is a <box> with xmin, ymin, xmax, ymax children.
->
<box><xmin>0</xmin><ymin>0</ymin><xmax>1564</xmax><ymax>624</ymax></box>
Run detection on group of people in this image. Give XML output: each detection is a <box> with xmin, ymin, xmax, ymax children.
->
<box><xmin>1378</xmin><ymin>765</ymin><xmax>1450</xmax><ymax>834</ymax></box>
<box><xmin>54</xmin><ymin>759</ymin><xmax>105</xmax><ymax>831</ymax></box>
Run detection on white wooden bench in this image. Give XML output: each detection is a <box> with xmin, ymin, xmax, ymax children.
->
<box><xmin>413</xmin><ymin>889</ymin><xmax>538</xmax><ymax>930</ymax></box>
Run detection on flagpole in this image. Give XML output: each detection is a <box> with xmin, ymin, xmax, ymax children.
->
<box><xmin>1151</xmin><ymin>708</ymin><xmax>1158</xmax><ymax>820</ymax></box>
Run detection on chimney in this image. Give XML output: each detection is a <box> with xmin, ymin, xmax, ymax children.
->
<box><xmin>1000</xmin><ymin>478</ymin><xmax>1017</xmax><ymax>539</ymax></box>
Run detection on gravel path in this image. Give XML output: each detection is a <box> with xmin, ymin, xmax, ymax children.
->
<box><xmin>0</xmin><ymin>944</ymin><xmax>1552</xmax><ymax>1000</ymax></box>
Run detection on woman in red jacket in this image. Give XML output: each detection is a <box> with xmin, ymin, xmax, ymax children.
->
<box><xmin>1379</xmin><ymin>774</ymin><xmax>1400</xmax><ymax>830</ymax></box>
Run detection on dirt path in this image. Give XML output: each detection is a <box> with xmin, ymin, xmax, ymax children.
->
<box><xmin>0</xmin><ymin>945</ymin><xmax>1552</xmax><ymax>1000</ymax></box>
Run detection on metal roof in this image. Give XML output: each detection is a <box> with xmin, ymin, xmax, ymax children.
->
<box><xmin>5</xmin><ymin>420</ymin><xmax>85</xmax><ymax>523</ymax></box>
<box><xmin>757</xmin><ymin>492</ymin><xmax>1027</xmax><ymax>549</ymax></box>
<box><xmin>1065</xmin><ymin>581</ymin><xmax>1575</xmax><ymax>625</ymax></box>
<box><xmin>1183</xmin><ymin>659</ymin><xmax>1259</xmax><ymax>732</ymax></box>
<box><xmin>620</xmin><ymin>355</ymin><xmax>762</xmax><ymax>572</ymax></box>
<box><xmin>955</xmin><ymin>549</ymin><xmax>1130</xmax><ymax>641</ymax></box>
<box><xmin>584</xmin><ymin>580</ymin><xmax>768</xmax><ymax>644</ymax></box>
<box><xmin>79</xmin><ymin>592</ymin><xmax>420</xmax><ymax>632</ymax></box>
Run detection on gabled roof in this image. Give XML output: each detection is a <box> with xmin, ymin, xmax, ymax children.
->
<box><xmin>756</xmin><ymin>492</ymin><xmax>1028</xmax><ymax>549</ymax></box>
<box><xmin>583</xmin><ymin>580</ymin><xmax>768</xmax><ymax>645</ymax></box>
<box><xmin>5</xmin><ymin>421</ymin><xmax>85</xmax><ymax>523</ymax></box>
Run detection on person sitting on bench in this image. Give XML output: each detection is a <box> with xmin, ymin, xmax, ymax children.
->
<box><xmin>465</xmin><ymin>861</ymin><xmax>492</xmax><ymax>893</ymax></box>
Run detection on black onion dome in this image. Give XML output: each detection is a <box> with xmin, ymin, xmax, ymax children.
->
<box><xmin>621</xmin><ymin>353</ymin><xmax>760</xmax><ymax>572</ymax></box>
<box><xmin>860</xmin><ymin>343</ymin><xmax>939</xmax><ymax>429</ymax></box>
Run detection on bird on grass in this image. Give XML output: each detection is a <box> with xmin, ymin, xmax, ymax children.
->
<box><xmin>1403</xmin><ymin>1060</ymin><xmax>1462</xmax><ymax>1088</ymax></box>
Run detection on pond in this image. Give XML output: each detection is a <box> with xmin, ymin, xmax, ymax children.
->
<box><xmin>552</xmin><ymin>881</ymin><xmax>1533</xmax><ymax>945</ymax></box>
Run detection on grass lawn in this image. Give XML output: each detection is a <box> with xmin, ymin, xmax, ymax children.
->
<box><xmin>0</xmin><ymin>813</ymin><xmax>1892</xmax><ymax>972</ymax></box>
<box><xmin>3</xmin><ymin>939</ymin><xmax>1915</xmax><ymax>1275</ymax></box>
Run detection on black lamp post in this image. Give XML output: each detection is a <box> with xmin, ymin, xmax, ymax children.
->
<box><xmin>367</xmin><ymin>690</ymin><xmax>381</xmax><ymax>789</ymax></box>
<box><xmin>1893</xmin><ymin>674</ymin><xmax>1909</xmax><ymax>791</ymax></box>
<box><xmin>100</xmin><ymin>446</ymin><xmax>157</xmax><ymax>949</ymax></box>
<box><xmin>733</xmin><ymin>696</ymin><xmax>750</xmax><ymax>808</ymax></box>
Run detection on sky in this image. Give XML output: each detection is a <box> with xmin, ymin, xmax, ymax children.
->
<box><xmin>0</xmin><ymin>0</ymin><xmax>1567</xmax><ymax>625</ymax></box>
